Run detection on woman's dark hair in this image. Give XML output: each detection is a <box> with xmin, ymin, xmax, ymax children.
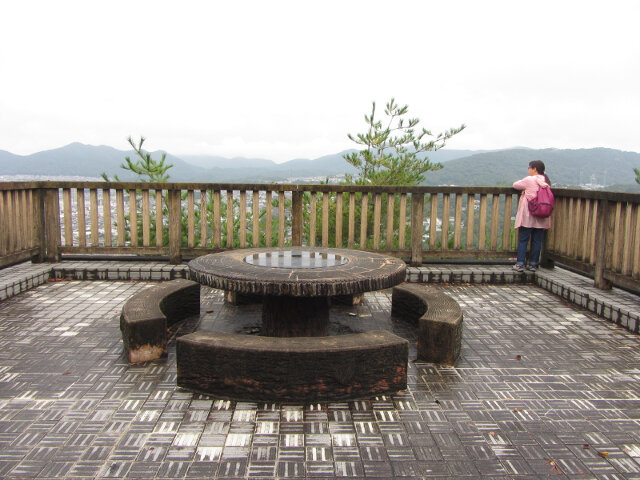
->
<box><xmin>529</xmin><ymin>160</ymin><xmax>551</xmax><ymax>185</ymax></box>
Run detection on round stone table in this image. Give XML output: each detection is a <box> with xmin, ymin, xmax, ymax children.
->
<box><xmin>188</xmin><ymin>248</ymin><xmax>407</xmax><ymax>337</ymax></box>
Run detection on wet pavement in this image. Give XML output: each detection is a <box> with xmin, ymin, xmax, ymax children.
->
<box><xmin>0</xmin><ymin>263</ymin><xmax>639</xmax><ymax>479</ymax></box>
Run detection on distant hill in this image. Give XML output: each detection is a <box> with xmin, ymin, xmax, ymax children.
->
<box><xmin>1</xmin><ymin>143</ymin><xmax>639</xmax><ymax>190</ymax></box>
<box><xmin>0</xmin><ymin>143</ymin><xmax>205</xmax><ymax>181</ymax></box>
<box><xmin>422</xmin><ymin>148</ymin><xmax>640</xmax><ymax>188</ymax></box>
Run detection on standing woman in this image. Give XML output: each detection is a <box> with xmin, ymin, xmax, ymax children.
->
<box><xmin>513</xmin><ymin>160</ymin><xmax>552</xmax><ymax>271</ymax></box>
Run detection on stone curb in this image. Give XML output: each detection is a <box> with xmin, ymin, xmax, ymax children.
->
<box><xmin>1</xmin><ymin>261</ymin><xmax>638</xmax><ymax>334</ymax></box>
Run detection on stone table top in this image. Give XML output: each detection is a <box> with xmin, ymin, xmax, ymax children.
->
<box><xmin>188</xmin><ymin>247</ymin><xmax>407</xmax><ymax>297</ymax></box>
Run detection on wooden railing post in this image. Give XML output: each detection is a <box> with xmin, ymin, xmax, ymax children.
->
<box><xmin>168</xmin><ymin>188</ymin><xmax>182</xmax><ymax>264</ymax></box>
<box><xmin>540</xmin><ymin>233</ymin><xmax>555</xmax><ymax>269</ymax></box>
<box><xmin>30</xmin><ymin>188</ymin><xmax>45</xmax><ymax>263</ymax></box>
<box><xmin>291</xmin><ymin>190</ymin><xmax>303</xmax><ymax>247</ymax></box>
<box><xmin>43</xmin><ymin>187</ymin><xmax>61</xmax><ymax>262</ymax></box>
<box><xmin>410</xmin><ymin>193</ymin><xmax>424</xmax><ymax>266</ymax></box>
<box><xmin>594</xmin><ymin>198</ymin><xmax>613</xmax><ymax>289</ymax></box>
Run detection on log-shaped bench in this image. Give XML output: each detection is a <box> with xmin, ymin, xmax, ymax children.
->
<box><xmin>392</xmin><ymin>284</ymin><xmax>463</xmax><ymax>365</ymax></box>
<box><xmin>120</xmin><ymin>279</ymin><xmax>200</xmax><ymax>364</ymax></box>
<box><xmin>176</xmin><ymin>330</ymin><xmax>408</xmax><ymax>402</ymax></box>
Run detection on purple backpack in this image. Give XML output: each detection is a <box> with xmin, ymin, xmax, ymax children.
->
<box><xmin>528</xmin><ymin>185</ymin><xmax>554</xmax><ymax>218</ymax></box>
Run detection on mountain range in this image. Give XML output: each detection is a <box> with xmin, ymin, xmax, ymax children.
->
<box><xmin>1</xmin><ymin>143</ymin><xmax>639</xmax><ymax>191</ymax></box>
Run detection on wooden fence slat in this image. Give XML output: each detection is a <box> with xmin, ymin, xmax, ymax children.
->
<box><xmin>129</xmin><ymin>189</ymin><xmax>138</xmax><ymax>247</ymax></box>
<box><xmin>580</xmin><ymin>199</ymin><xmax>591</xmax><ymax>262</ymax></box>
<box><xmin>348</xmin><ymin>193</ymin><xmax>355</xmax><ymax>249</ymax></box>
<box><xmin>186</xmin><ymin>190</ymin><xmax>194</xmax><ymax>248</ymax></box>
<box><xmin>155</xmin><ymin>190</ymin><xmax>163</xmax><ymax>248</ymax></box>
<box><xmin>7</xmin><ymin>191</ymin><xmax>16</xmax><ymax>252</ymax></box>
<box><xmin>611</xmin><ymin>202</ymin><xmax>623</xmax><ymax>272</ymax></box>
<box><xmin>168</xmin><ymin>189</ymin><xmax>181</xmax><ymax>263</ymax></box>
<box><xmin>291</xmin><ymin>191</ymin><xmax>303</xmax><ymax>247</ymax></box>
<box><xmin>335</xmin><ymin>193</ymin><xmax>343</xmax><ymax>248</ymax></box>
<box><xmin>252</xmin><ymin>191</ymin><xmax>259</xmax><ymax>248</ymax></box>
<box><xmin>226</xmin><ymin>190</ymin><xmax>234</xmax><ymax>248</ymax></box>
<box><xmin>621</xmin><ymin>202</ymin><xmax>634</xmax><ymax>276</ymax></box>
<box><xmin>489</xmin><ymin>194</ymin><xmax>500</xmax><ymax>251</ymax></box>
<box><xmin>142</xmin><ymin>189</ymin><xmax>150</xmax><ymax>247</ymax></box>
<box><xmin>213</xmin><ymin>190</ymin><xmax>221</xmax><ymax>248</ymax></box>
<box><xmin>116</xmin><ymin>189</ymin><xmax>125</xmax><ymax>246</ymax></box>
<box><xmin>411</xmin><ymin>193</ymin><xmax>424</xmax><ymax>265</ymax></box>
<box><xmin>441</xmin><ymin>194</ymin><xmax>450</xmax><ymax>251</ymax></box>
<box><xmin>453</xmin><ymin>193</ymin><xmax>462</xmax><ymax>249</ymax></box>
<box><xmin>502</xmin><ymin>193</ymin><xmax>513</xmax><ymax>251</ymax></box>
<box><xmin>478</xmin><ymin>194</ymin><xmax>488</xmax><ymax>251</ymax></box>
<box><xmin>399</xmin><ymin>194</ymin><xmax>407</xmax><ymax>249</ymax></box>
<box><xmin>633</xmin><ymin>205</ymin><xmax>640</xmax><ymax>279</ymax></box>
<box><xmin>17</xmin><ymin>190</ymin><xmax>28</xmax><ymax>251</ymax></box>
<box><xmin>571</xmin><ymin>198</ymin><xmax>583</xmax><ymax>259</ymax></box>
<box><xmin>89</xmin><ymin>189</ymin><xmax>99</xmax><ymax>246</ymax></box>
<box><xmin>103</xmin><ymin>188</ymin><xmax>112</xmax><ymax>247</ymax></box>
<box><xmin>278</xmin><ymin>191</ymin><xmax>285</xmax><ymax>247</ymax></box>
<box><xmin>429</xmin><ymin>194</ymin><xmax>438</xmax><ymax>250</ymax></box>
<box><xmin>77</xmin><ymin>188</ymin><xmax>86</xmax><ymax>247</ymax></box>
<box><xmin>265</xmin><ymin>191</ymin><xmax>272</xmax><ymax>247</ymax></box>
<box><xmin>201</xmin><ymin>190</ymin><xmax>208</xmax><ymax>247</ymax></box>
<box><xmin>322</xmin><ymin>192</ymin><xmax>329</xmax><ymax>248</ymax></box>
<box><xmin>466</xmin><ymin>194</ymin><xmax>475</xmax><ymax>250</ymax></box>
<box><xmin>386</xmin><ymin>193</ymin><xmax>395</xmax><ymax>249</ymax></box>
<box><xmin>309</xmin><ymin>192</ymin><xmax>317</xmax><ymax>247</ymax></box>
<box><xmin>0</xmin><ymin>191</ymin><xmax>7</xmax><ymax>255</ymax></box>
<box><xmin>373</xmin><ymin>193</ymin><xmax>381</xmax><ymax>250</ymax></box>
<box><xmin>589</xmin><ymin>200</ymin><xmax>598</xmax><ymax>263</ymax></box>
<box><xmin>360</xmin><ymin>193</ymin><xmax>369</xmax><ymax>248</ymax></box>
<box><xmin>10</xmin><ymin>190</ymin><xmax>18</xmax><ymax>252</ymax></box>
<box><xmin>63</xmin><ymin>188</ymin><xmax>73</xmax><ymax>246</ymax></box>
<box><xmin>20</xmin><ymin>190</ymin><xmax>29</xmax><ymax>250</ymax></box>
<box><xmin>568</xmin><ymin>197</ymin><xmax>578</xmax><ymax>257</ymax></box>
<box><xmin>4</xmin><ymin>191</ymin><xmax>11</xmax><ymax>254</ymax></box>
<box><xmin>580</xmin><ymin>198</ymin><xmax>589</xmax><ymax>260</ymax></box>
<box><xmin>239</xmin><ymin>190</ymin><xmax>246</xmax><ymax>248</ymax></box>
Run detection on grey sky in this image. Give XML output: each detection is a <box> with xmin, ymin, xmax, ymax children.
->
<box><xmin>1</xmin><ymin>0</ymin><xmax>638</xmax><ymax>162</ymax></box>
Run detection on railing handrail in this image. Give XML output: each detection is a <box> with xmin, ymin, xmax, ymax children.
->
<box><xmin>2</xmin><ymin>181</ymin><xmax>639</xmax><ymax>203</ymax></box>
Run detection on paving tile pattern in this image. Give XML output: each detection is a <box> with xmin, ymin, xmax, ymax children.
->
<box><xmin>3</xmin><ymin>261</ymin><xmax>639</xmax><ymax>335</ymax></box>
<box><xmin>0</xmin><ymin>278</ymin><xmax>639</xmax><ymax>478</ymax></box>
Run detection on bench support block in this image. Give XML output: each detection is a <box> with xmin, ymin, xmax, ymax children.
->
<box><xmin>177</xmin><ymin>330</ymin><xmax>408</xmax><ymax>402</ymax></box>
<box><xmin>120</xmin><ymin>279</ymin><xmax>200</xmax><ymax>363</ymax></box>
<box><xmin>392</xmin><ymin>284</ymin><xmax>463</xmax><ymax>365</ymax></box>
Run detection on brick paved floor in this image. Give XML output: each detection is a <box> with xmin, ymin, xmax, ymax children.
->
<box><xmin>1</xmin><ymin>279</ymin><xmax>640</xmax><ymax>479</ymax></box>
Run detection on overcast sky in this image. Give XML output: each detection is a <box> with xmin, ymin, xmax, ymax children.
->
<box><xmin>1</xmin><ymin>0</ymin><xmax>639</xmax><ymax>162</ymax></box>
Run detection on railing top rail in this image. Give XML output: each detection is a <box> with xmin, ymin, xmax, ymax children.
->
<box><xmin>0</xmin><ymin>181</ymin><xmax>517</xmax><ymax>194</ymax></box>
<box><xmin>0</xmin><ymin>181</ymin><xmax>639</xmax><ymax>203</ymax></box>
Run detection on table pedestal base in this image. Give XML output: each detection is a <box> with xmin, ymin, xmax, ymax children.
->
<box><xmin>262</xmin><ymin>296</ymin><xmax>330</xmax><ymax>337</ymax></box>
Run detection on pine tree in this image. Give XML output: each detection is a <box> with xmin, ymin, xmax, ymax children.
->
<box><xmin>344</xmin><ymin>98</ymin><xmax>465</xmax><ymax>186</ymax></box>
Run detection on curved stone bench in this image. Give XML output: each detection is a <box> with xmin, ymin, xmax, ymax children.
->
<box><xmin>176</xmin><ymin>330</ymin><xmax>408</xmax><ymax>402</ymax></box>
<box><xmin>120</xmin><ymin>279</ymin><xmax>200</xmax><ymax>364</ymax></box>
<box><xmin>391</xmin><ymin>284</ymin><xmax>463</xmax><ymax>365</ymax></box>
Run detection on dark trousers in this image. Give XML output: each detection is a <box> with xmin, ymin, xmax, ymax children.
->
<box><xmin>516</xmin><ymin>227</ymin><xmax>545</xmax><ymax>266</ymax></box>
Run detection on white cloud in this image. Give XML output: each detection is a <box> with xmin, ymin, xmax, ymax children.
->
<box><xmin>1</xmin><ymin>0</ymin><xmax>639</xmax><ymax>161</ymax></box>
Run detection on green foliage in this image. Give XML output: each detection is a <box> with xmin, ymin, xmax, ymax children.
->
<box><xmin>635</xmin><ymin>167</ymin><xmax>640</xmax><ymax>184</ymax></box>
<box><xmin>121</xmin><ymin>136</ymin><xmax>173</xmax><ymax>183</ymax></box>
<box><xmin>100</xmin><ymin>136</ymin><xmax>173</xmax><ymax>183</ymax></box>
<box><xmin>344</xmin><ymin>98</ymin><xmax>465</xmax><ymax>186</ymax></box>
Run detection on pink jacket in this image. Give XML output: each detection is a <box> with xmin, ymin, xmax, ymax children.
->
<box><xmin>513</xmin><ymin>174</ymin><xmax>552</xmax><ymax>229</ymax></box>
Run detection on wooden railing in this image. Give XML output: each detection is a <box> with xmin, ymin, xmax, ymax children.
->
<box><xmin>0</xmin><ymin>183</ymin><xmax>44</xmax><ymax>266</ymax></box>
<box><xmin>1</xmin><ymin>181</ymin><xmax>639</xmax><ymax>292</ymax></box>
<box><xmin>545</xmin><ymin>189</ymin><xmax>640</xmax><ymax>292</ymax></box>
